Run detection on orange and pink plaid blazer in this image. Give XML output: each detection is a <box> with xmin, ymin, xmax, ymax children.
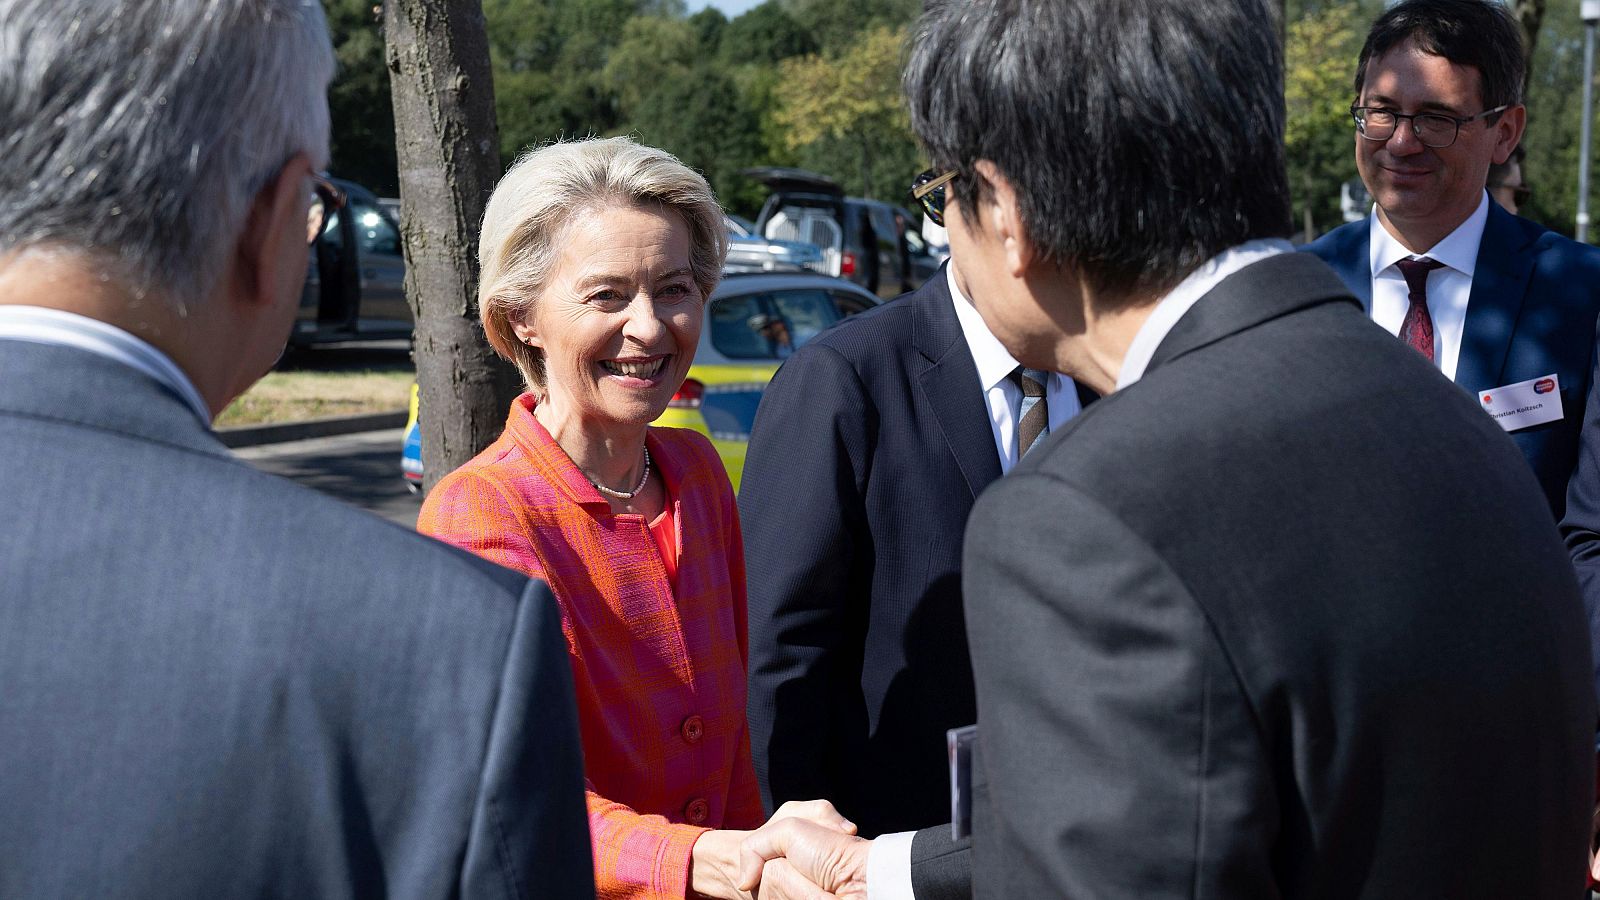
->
<box><xmin>417</xmin><ymin>394</ymin><xmax>763</xmax><ymax>899</ymax></box>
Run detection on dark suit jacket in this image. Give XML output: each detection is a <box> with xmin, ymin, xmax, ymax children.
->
<box><xmin>962</xmin><ymin>253</ymin><xmax>1594</xmax><ymax>898</ymax></box>
<box><xmin>1304</xmin><ymin>204</ymin><xmax>1600</xmax><ymax>519</ymax></box>
<box><xmin>742</xmin><ymin>269</ymin><xmax>994</xmax><ymax>886</ymax></box>
<box><xmin>0</xmin><ymin>341</ymin><xmax>594</xmax><ymax>899</ymax></box>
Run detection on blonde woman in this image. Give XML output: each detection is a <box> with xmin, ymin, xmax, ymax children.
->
<box><xmin>418</xmin><ymin>137</ymin><xmax>850</xmax><ymax>899</ymax></box>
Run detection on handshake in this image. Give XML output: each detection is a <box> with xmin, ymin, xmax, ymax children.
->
<box><xmin>694</xmin><ymin>800</ymin><xmax>873</xmax><ymax>900</ymax></box>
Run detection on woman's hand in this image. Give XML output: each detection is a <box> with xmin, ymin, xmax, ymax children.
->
<box><xmin>689</xmin><ymin>799</ymin><xmax>856</xmax><ymax>899</ymax></box>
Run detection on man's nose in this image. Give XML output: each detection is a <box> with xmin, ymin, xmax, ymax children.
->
<box><xmin>1385</xmin><ymin>117</ymin><xmax>1426</xmax><ymax>155</ymax></box>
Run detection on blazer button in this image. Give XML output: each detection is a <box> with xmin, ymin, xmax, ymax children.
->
<box><xmin>681</xmin><ymin>714</ymin><xmax>705</xmax><ymax>744</ymax></box>
<box><xmin>685</xmin><ymin>798</ymin><xmax>710</xmax><ymax>825</ymax></box>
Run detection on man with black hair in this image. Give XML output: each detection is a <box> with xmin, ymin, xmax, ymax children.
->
<box><xmin>736</xmin><ymin>0</ymin><xmax>1594</xmax><ymax>897</ymax></box>
<box><xmin>1306</xmin><ymin>0</ymin><xmax>1600</xmax><ymax>747</ymax></box>
<box><xmin>1308</xmin><ymin>0</ymin><xmax>1600</xmax><ymax>522</ymax></box>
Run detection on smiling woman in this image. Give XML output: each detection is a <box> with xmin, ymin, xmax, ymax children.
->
<box><xmin>416</xmin><ymin>137</ymin><xmax>854</xmax><ymax>900</ymax></box>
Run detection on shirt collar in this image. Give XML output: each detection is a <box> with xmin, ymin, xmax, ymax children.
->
<box><xmin>947</xmin><ymin>261</ymin><xmax>1023</xmax><ymax>392</ymax></box>
<box><xmin>0</xmin><ymin>305</ymin><xmax>213</xmax><ymax>427</ymax></box>
<box><xmin>1369</xmin><ymin>190</ymin><xmax>1489</xmax><ymax>279</ymax></box>
<box><xmin>1116</xmin><ymin>239</ymin><xmax>1295</xmax><ymax>391</ymax></box>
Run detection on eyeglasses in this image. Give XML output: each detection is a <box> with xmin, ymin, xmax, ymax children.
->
<box><xmin>1350</xmin><ymin>104</ymin><xmax>1510</xmax><ymax>150</ymax></box>
<box><xmin>307</xmin><ymin>173</ymin><xmax>346</xmax><ymax>245</ymax></box>
<box><xmin>910</xmin><ymin>168</ymin><xmax>958</xmax><ymax>226</ymax></box>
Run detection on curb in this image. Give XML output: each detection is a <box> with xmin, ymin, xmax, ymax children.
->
<box><xmin>217</xmin><ymin>410</ymin><xmax>409</xmax><ymax>449</ymax></box>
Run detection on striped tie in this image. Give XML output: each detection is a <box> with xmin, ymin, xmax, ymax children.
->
<box><xmin>1012</xmin><ymin>367</ymin><xmax>1049</xmax><ymax>458</ymax></box>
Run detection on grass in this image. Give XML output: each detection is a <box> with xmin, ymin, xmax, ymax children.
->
<box><xmin>216</xmin><ymin>369</ymin><xmax>413</xmax><ymax>427</ymax></box>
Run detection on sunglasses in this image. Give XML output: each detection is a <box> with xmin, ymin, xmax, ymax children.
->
<box><xmin>911</xmin><ymin>168</ymin><xmax>958</xmax><ymax>226</ymax></box>
<box><xmin>307</xmin><ymin>173</ymin><xmax>346</xmax><ymax>246</ymax></box>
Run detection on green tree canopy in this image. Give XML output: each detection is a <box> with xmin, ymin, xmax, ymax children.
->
<box><xmin>1285</xmin><ymin>3</ymin><xmax>1363</xmax><ymax>238</ymax></box>
<box><xmin>771</xmin><ymin>24</ymin><xmax>921</xmax><ymax>199</ymax></box>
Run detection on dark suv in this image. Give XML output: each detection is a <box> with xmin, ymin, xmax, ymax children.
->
<box><xmin>294</xmin><ymin>178</ymin><xmax>410</xmax><ymax>348</ymax></box>
<box><xmin>744</xmin><ymin>167</ymin><xmax>942</xmax><ymax>298</ymax></box>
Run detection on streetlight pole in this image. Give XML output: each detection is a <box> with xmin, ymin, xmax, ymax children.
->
<box><xmin>1580</xmin><ymin>0</ymin><xmax>1600</xmax><ymax>242</ymax></box>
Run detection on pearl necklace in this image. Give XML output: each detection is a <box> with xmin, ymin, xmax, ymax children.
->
<box><xmin>590</xmin><ymin>445</ymin><xmax>651</xmax><ymax>500</ymax></box>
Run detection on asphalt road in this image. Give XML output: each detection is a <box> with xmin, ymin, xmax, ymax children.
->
<box><xmin>233</xmin><ymin>427</ymin><xmax>423</xmax><ymax>529</ymax></box>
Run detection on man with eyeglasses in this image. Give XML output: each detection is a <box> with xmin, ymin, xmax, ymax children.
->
<box><xmin>1307</xmin><ymin>0</ymin><xmax>1600</xmax><ymax>525</ymax></box>
<box><xmin>0</xmin><ymin>1</ymin><xmax>592</xmax><ymax>895</ymax></box>
<box><xmin>740</xmin><ymin>150</ymin><xmax>1091</xmax><ymax>896</ymax></box>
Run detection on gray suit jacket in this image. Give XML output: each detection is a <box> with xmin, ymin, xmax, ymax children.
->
<box><xmin>0</xmin><ymin>340</ymin><xmax>594</xmax><ymax>899</ymax></box>
<box><xmin>963</xmin><ymin>254</ymin><xmax>1594</xmax><ymax>898</ymax></box>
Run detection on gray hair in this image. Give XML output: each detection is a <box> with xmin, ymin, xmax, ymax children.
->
<box><xmin>904</xmin><ymin>0</ymin><xmax>1292</xmax><ymax>298</ymax></box>
<box><xmin>0</xmin><ymin>0</ymin><xmax>335</xmax><ymax>310</ymax></box>
<box><xmin>478</xmin><ymin>137</ymin><xmax>729</xmax><ymax>392</ymax></box>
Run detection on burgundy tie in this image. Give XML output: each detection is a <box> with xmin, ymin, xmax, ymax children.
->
<box><xmin>1395</xmin><ymin>256</ymin><xmax>1446</xmax><ymax>363</ymax></box>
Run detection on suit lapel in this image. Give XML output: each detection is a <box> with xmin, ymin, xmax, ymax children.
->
<box><xmin>914</xmin><ymin>271</ymin><xmax>1004</xmax><ymax>498</ymax></box>
<box><xmin>1322</xmin><ymin>218</ymin><xmax>1374</xmax><ymax>308</ymax></box>
<box><xmin>1146</xmin><ymin>253</ymin><xmax>1359</xmax><ymax>376</ymax></box>
<box><xmin>1455</xmin><ymin>204</ymin><xmax>1537</xmax><ymax>393</ymax></box>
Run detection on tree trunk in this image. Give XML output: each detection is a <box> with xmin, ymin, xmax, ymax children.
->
<box><xmin>1276</xmin><ymin>0</ymin><xmax>1287</xmax><ymax>62</ymax></box>
<box><xmin>384</xmin><ymin>0</ymin><xmax>519</xmax><ymax>493</ymax></box>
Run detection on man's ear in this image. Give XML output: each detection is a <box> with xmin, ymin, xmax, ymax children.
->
<box><xmin>1491</xmin><ymin>105</ymin><xmax>1526</xmax><ymax>165</ymax></box>
<box><xmin>231</xmin><ymin>153</ymin><xmax>313</xmax><ymax>310</ymax></box>
<box><xmin>972</xmin><ymin>159</ymin><xmax>1036</xmax><ymax>278</ymax></box>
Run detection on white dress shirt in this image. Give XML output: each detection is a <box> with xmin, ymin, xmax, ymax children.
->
<box><xmin>1365</xmin><ymin>191</ymin><xmax>1488</xmax><ymax>382</ymax></box>
<box><xmin>1117</xmin><ymin>239</ymin><xmax>1296</xmax><ymax>390</ymax></box>
<box><xmin>0</xmin><ymin>305</ymin><xmax>212</xmax><ymax>426</ymax></box>
<box><xmin>861</xmin><ymin>266</ymin><xmax>1087</xmax><ymax>900</ymax></box>
<box><xmin>947</xmin><ymin>263</ymin><xmax>1082</xmax><ymax>473</ymax></box>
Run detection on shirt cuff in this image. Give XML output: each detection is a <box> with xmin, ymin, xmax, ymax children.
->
<box><xmin>866</xmin><ymin>830</ymin><xmax>917</xmax><ymax>900</ymax></box>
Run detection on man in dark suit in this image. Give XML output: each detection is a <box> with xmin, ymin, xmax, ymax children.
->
<box><xmin>0</xmin><ymin>2</ymin><xmax>592</xmax><ymax>897</ymax></box>
<box><xmin>1305</xmin><ymin>0</ymin><xmax>1600</xmax><ymax>521</ymax></box>
<box><xmin>736</xmin><ymin>0</ymin><xmax>1595</xmax><ymax>897</ymax></box>
<box><xmin>742</xmin><ymin>251</ymin><xmax>1088</xmax><ymax>891</ymax></box>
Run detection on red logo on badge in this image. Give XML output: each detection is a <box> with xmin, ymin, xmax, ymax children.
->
<box><xmin>1482</xmin><ymin>394</ymin><xmax>1492</xmax><ymax>404</ymax></box>
<box><xmin>1535</xmin><ymin>378</ymin><xmax>1556</xmax><ymax>394</ymax></box>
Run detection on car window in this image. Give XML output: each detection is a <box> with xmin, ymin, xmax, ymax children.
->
<box><xmin>867</xmin><ymin>205</ymin><xmax>898</xmax><ymax>251</ymax></box>
<box><xmin>708</xmin><ymin>293</ymin><xmax>776</xmax><ymax>360</ymax></box>
<box><xmin>351</xmin><ymin>202</ymin><xmax>402</xmax><ymax>257</ymax></box>
<box><xmin>766</xmin><ymin>289</ymin><xmax>836</xmax><ymax>347</ymax></box>
<box><xmin>832</xmin><ymin>292</ymin><xmax>873</xmax><ymax>318</ymax></box>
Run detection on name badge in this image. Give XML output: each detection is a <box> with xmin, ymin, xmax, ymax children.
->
<box><xmin>1479</xmin><ymin>374</ymin><xmax>1563</xmax><ymax>432</ymax></box>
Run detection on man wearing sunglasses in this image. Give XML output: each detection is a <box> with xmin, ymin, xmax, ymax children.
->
<box><xmin>1306</xmin><ymin>0</ymin><xmax>1600</xmax><ymax>526</ymax></box>
<box><xmin>741</xmin><ymin>148</ymin><xmax>1091</xmax><ymax>894</ymax></box>
<box><xmin>0</xmin><ymin>1</ymin><xmax>591</xmax><ymax>895</ymax></box>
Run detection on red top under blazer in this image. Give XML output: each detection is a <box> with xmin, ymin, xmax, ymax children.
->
<box><xmin>418</xmin><ymin>394</ymin><xmax>763</xmax><ymax>899</ymax></box>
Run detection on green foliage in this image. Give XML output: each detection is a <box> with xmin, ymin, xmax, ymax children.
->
<box><xmin>718</xmin><ymin>1</ymin><xmax>817</xmax><ymax>66</ymax></box>
<box><xmin>784</xmin><ymin>0</ymin><xmax>917</xmax><ymax>54</ymax></box>
<box><xmin>323</xmin><ymin>0</ymin><xmax>396</xmax><ymax>195</ymax></box>
<box><xmin>771</xmin><ymin>25</ymin><xmax>921</xmax><ymax>199</ymax></box>
<box><xmin>1285</xmin><ymin>4</ymin><xmax>1364</xmax><ymax>238</ymax></box>
<box><xmin>1523</xmin><ymin>0</ymin><xmax>1586</xmax><ymax>236</ymax></box>
<box><xmin>323</xmin><ymin>0</ymin><xmax>918</xmax><ymax>212</ymax></box>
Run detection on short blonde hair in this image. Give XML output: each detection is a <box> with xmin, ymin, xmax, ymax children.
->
<box><xmin>478</xmin><ymin>137</ymin><xmax>729</xmax><ymax>391</ymax></box>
